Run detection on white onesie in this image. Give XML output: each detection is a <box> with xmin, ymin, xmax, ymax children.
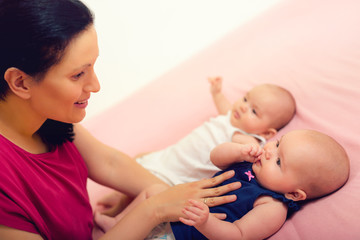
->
<box><xmin>136</xmin><ymin>111</ymin><xmax>266</xmax><ymax>186</ymax></box>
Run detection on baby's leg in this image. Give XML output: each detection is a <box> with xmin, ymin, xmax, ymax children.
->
<box><xmin>94</xmin><ymin>211</ymin><xmax>117</xmax><ymax>232</ymax></box>
<box><xmin>94</xmin><ymin>184</ymin><xmax>169</xmax><ymax>232</ymax></box>
<box><xmin>96</xmin><ymin>191</ymin><xmax>133</xmax><ymax>217</ymax></box>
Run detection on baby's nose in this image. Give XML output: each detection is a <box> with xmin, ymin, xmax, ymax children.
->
<box><xmin>264</xmin><ymin>147</ymin><xmax>275</xmax><ymax>160</ymax></box>
<box><xmin>240</xmin><ymin>105</ymin><xmax>248</xmax><ymax>113</ymax></box>
<box><xmin>265</xmin><ymin>150</ymin><xmax>271</xmax><ymax>159</ymax></box>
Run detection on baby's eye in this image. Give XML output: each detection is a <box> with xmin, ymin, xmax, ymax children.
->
<box><xmin>252</xmin><ymin>109</ymin><xmax>257</xmax><ymax>115</ymax></box>
<box><xmin>276</xmin><ymin>158</ymin><xmax>281</xmax><ymax>166</ymax></box>
<box><xmin>276</xmin><ymin>140</ymin><xmax>280</xmax><ymax>147</ymax></box>
<box><xmin>243</xmin><ymin>97</ymin><xmax>247</xmax><ymax>102</ymax></box>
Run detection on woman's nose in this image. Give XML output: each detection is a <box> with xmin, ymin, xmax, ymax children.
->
<box><xmin>85</xmin><ymin>71</ymin><xmax>100</xmax><ymax>93</ymax></box>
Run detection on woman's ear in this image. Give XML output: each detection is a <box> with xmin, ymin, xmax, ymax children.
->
<box><xmin>285</xmin><ymin>189</ymin><xmax>307</xmax><ymax>201</ymax></box>
<box><xmin>260</xmin><ymin>128</ymin><xmax>277</xmax><ymax>140</ymax></box>
<box><xmin>4</xmin><ymin>67</ymin><xmax>32</xmax><ymax>99</ymax></box>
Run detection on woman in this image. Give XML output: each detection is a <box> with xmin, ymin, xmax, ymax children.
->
<box><xmin>0</xmin><ymin>0</ymin><xmax>240</xmax><ymax>239</ymax></box>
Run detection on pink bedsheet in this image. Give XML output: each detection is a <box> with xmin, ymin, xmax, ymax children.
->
<box><xmin>85</xmin><ymin>0</ymin><xmax>360</xmax><ymax>238</ymax></box>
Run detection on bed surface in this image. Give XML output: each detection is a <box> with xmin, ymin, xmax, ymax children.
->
<box><xmin>85</xmin><ymin>0</ymin><xmax>360</xmax><ymax>238</ymax></box>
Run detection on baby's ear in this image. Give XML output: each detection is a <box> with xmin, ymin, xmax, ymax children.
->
<box><xmin>285</xmin><ymin>189</ymin><xmax>307</xmax><ymax>201</ymax></box>
<box><xmin>260</xmin><ymin>128</ymin><xmax>277</xmax><ymax>140</ymax></box>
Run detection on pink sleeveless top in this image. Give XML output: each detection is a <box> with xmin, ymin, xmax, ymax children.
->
<box><xmin>0</xmin><ymin>134</ymin><xmax>93</xmax><ymax>239</ymax></box>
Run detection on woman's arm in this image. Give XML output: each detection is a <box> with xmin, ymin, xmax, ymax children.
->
<box><xmin>73</xmin><ymin>124</ymin><xmax>165</xmax><ymax>197</ymax></box>
<box><xmin>100</xmin><ymin>170</ymin><xmax>241</xmax><ymax>239</ymax></box>
<box><xmin>0</xmin><ymin>225</ymin><xmax>43</xmax><ymax>240</ymax></box>
<box><xmin>75</xmin><ymin>124</ymin><xmax>241</xmax><ymax>239</ymax></box>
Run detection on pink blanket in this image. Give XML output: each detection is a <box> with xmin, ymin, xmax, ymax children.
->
<box><xmin>85</xmin><ymin>0</ymin><xmax>360</xmax><ymax>238</ymax></box>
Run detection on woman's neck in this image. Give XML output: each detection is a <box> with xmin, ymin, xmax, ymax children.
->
<box><xmin>0</xmin><ymin>95</ymin><xmax>48</xmax><ymax>153</ymax></box>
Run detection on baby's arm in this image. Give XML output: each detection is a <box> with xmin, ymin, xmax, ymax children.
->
<box><xmin>179</xmin><ymin>199</ymin><xmax>229</xmax><ymax>238</ymax></box>
<box><xmin>180</xmin><ymin>197</ymin><xmax>287</xmax><ymax>240</ymax></box>
<box><xmin>232</xmin><ymin>132</ymin><xmax>261</xmax><ymax>145</ymax></box>
<box><xmin>208</xmin><ymin>76</ymin><xmax>232</xmax><ymax>115</ymax></box>
<box><xmin>210</xmin><ymin>142</ymin><xmax>263</xmax><ymax>170</ymax></box>
<box><xmin>230</xmin><ymin>196</ymin><xmax>288</xmax><ymax>240</ymax></box>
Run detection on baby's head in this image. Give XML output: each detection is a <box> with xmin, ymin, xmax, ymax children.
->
<box><xmin>230</xmin><ymin>84</ymin><xmax>296</xmax><ymax>140</ymax></box>
<box><xmin>253</xmin><ymin>129</ymin><xmax>350</xmax><ymax>201</ymax></box>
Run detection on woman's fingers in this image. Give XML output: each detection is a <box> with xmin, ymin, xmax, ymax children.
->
<box><xmin>147</xmin><ymin>170</ymin><xmax>241</xmax><ymax>222</ymax></box>
<box><xmin>199</xmin><ymin>170</ymin><xmax>235</xmax><ymax>188</ymax></box>
<box><xmin>212</xmin><ymin>212</ymin><xmax>227</xmax><ymax>220</ymax></box>
<box><xmin>190</xmin><ymin>170</ymin><xmax>241</xmax><ymax>207</ymax></box>
<box><xmin>203</xmin><ymin>181</ymin><xmax>241</xmax><ymax>197</ymax></box>
<box><xmin>203</xmin><ymin>194</ymin><xmax>237</xmax><ymax>207</ymax></box>
<box><xmin>195</xmin><ymin>171</ymin><xmax>241</xmax><ymax>207</ymax></box>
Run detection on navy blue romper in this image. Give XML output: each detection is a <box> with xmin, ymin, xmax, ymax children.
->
<box><xmin>171</xmin><ymin>162</ymin><xmax>301</xmax><ymax>240</ymax></box>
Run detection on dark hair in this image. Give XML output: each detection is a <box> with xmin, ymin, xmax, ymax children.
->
<box><xmin>0</xmin><ymin>0</ymin><xmax>94</xmax><ymax>149</ymax></box>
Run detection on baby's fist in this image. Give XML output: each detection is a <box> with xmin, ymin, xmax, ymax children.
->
<box><xmin>242</xmin><ymin>144</ymin><xmax>263</xmax><ymax>162</ymax></box>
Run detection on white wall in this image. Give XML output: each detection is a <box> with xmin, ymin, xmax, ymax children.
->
<box><xmin>81</xmin><ymin>0</ymin><xmax>281</xmax><ymax>120</ymax></box>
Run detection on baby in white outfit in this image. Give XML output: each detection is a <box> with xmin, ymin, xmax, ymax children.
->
<box><xmin>136</xmin><ymin>77</ymin><xmax>296</xmax><ymax>185</ymax></box>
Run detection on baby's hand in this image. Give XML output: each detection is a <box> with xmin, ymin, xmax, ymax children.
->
<box><xmin>241</xmin><ymin>143</ymin><xmax>263</xmax><ymax>163</ymax></box>
<box><xmin>208</xmin><ymin>76</ymin><xmax>222</xmax><ymax>95</ymax></box>
<box><xmin>179</xmin><ymin>199</ymin><xmax>210</xmax><ymax>227</ymax></box>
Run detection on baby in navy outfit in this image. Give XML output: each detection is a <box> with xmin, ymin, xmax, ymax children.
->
<box><xmin>96</xmin><ymin>129</ymin><xmax>350</xmax><ymax>240</ymax></box>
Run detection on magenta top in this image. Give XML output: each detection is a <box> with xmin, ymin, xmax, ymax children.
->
<box><xmin>0</xmin><ymin>134</ymin><xmax>93</xmax><ymax>239</ymax></box>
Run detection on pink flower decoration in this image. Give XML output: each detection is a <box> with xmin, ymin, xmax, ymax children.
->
<box><xmin>244</xmin><ymin>171</ymin><xmax>254</xmax><ymax>181</ymax></box>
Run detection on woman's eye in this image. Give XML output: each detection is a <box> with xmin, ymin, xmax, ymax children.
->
<box><xmin>243</xmin><ymin>97</ymin><xmax>247</xmax><ymax>102</ymax></box>
<box><xmin>276</xmin><ymin>140</ymin><xmax>280</xmax><ymax>147</ymax></box>
<box><xmin>73</xmin><ymin>71</ymin><xmax>85</xmax><ymax>79</ymax></box>
<box><xmin>276</xmin><ymin>158</ymin><xmax>281</xmax><ymax>166</ymax></box>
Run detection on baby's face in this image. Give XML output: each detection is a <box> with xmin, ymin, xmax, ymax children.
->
<box><xmin>253</xmin><ymin>129</ymin><xmax>349</xmax><ymax>200</ymax></box>
<box><xmin>252</xmin><ymin>131</ymin><xmax>308</xmax><ymax>195</ymax></box>
<box><xmin>229</xmin><ymin>85</ymin><xmax>292</xmax><ymax>135</ymax></box>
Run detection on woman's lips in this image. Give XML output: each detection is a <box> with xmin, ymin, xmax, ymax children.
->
<box><xmin>75</xmin><ymin>100</ymin><xmax>88</xmax><ymax>108</ymax></box>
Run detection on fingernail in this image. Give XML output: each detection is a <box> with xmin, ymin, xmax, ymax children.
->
<box><xmin>227</xmin><ymin>170</ymin><xmax>235</xmax><ymax>176</ymax></box>
<box><xmin>230</xmin><ymin>183</ymin><xmax>241</xmax><ymax>190</ymax></box>
<box><xmin>229</xmin><ymin>195</ymin><xmax>237</xmax><ymax>201</ymax></box>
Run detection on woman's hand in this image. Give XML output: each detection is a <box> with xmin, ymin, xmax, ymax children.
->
<box><xmin>147</xmin><ymin>170</ymin><xmax>240</xmax><ymax>223</ymax></box>
<box><xmin>100</xmin><ymin>171</ymin><xmax>239</xmax><ymax>240</ymax></box>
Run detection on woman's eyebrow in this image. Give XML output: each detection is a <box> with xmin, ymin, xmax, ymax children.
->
<box><xmin>72</xmin><ymin>63</ymin><xmax>91</xmax><ymax>72</ymax></box>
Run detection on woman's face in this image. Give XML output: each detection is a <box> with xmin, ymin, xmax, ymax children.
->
<box><xmin>28</xmin><ymin>26</ymin><xmax>100</xmax><ymax>124</ymax></box>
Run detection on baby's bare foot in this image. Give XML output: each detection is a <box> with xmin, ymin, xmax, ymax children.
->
<box><xmin>94</xmin><ymin>211</ymin><xmax>117</xmax><ymax>232</ymax></box>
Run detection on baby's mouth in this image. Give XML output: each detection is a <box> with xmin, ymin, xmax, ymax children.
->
<box><xmin>233</xmin><ymin>110</ymin><xmax>240</xmax><ymax>119</ymax></box>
